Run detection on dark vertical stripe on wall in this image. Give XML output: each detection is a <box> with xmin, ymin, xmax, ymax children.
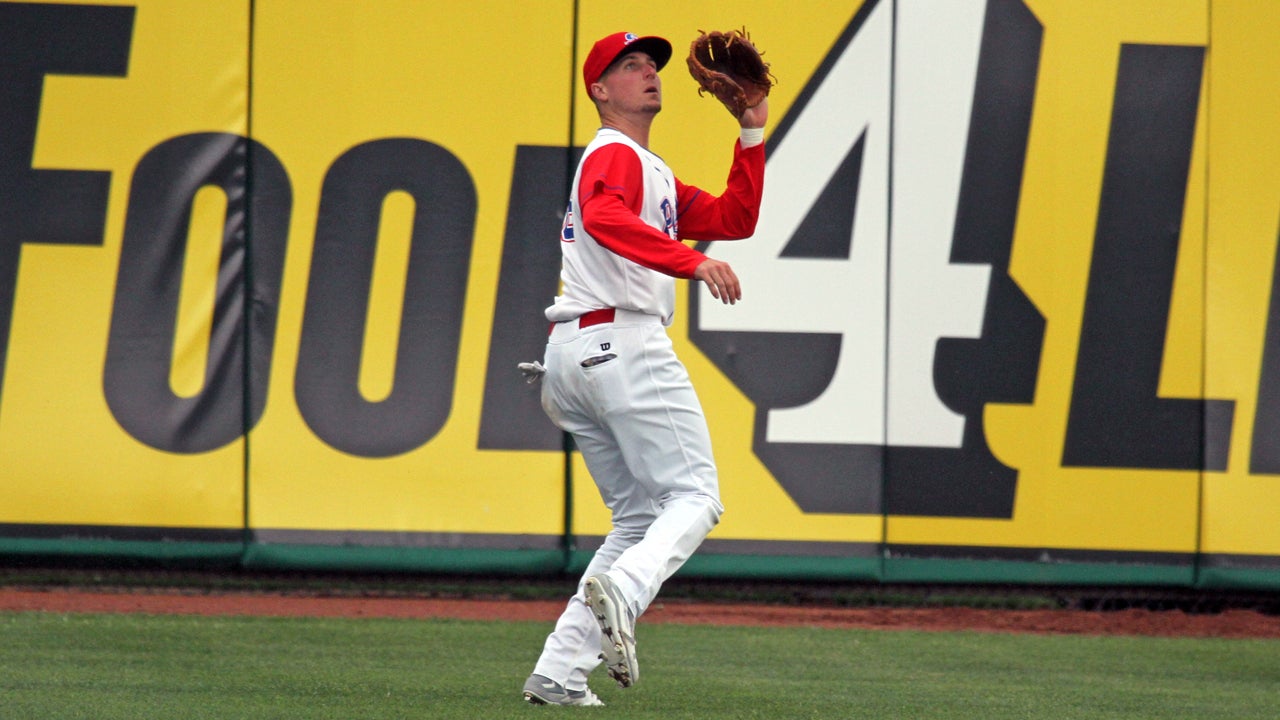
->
<box><xmin>243</xmin><ymin>0</ymin><xmax>257</xmax><ymax>546</ymax></box>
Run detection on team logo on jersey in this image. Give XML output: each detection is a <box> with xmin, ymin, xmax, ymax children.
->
<box><xmin>660</xmin><ymin>197</ymin><xmax>677</xmax><ymax>239</ymax></box>
<box><xmin>560</xmin><ymin>203</ymin><xmax>575</xmax><ymax>242</ymax></box>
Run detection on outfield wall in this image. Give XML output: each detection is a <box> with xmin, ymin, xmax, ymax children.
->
<box><xmin>1</xmin><ymin>0</ymin><xmax>1278</xmax><ymax>590</ymax></box>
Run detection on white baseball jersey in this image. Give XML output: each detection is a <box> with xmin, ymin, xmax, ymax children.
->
<box><xmin>547</xmin><ymin>128</ymin><xmax>689</xmax><ymax>325</ymax></box>
<box><xmin>545</xmin><ymin>126</ymin><xmax>764</xmax><ymax>327</ymax></box>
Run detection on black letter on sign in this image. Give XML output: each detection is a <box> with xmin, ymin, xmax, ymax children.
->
<box><xmin>296</xmin><ymin>139</ymin><xmax>477</xmax><ymax>457</ymax></box>
<box><xmin>104</xmin><ymin>133</ymin><xmax>291</xmax><ymax>453</ymax></box>
<box><xmin>478</xmin><ymin>145</ymin><xmax>582</xmax><ymax>451</ymax></box>
<box><xmin>0</xmin><ymin>3</ymin><xmax>133</xmax><ymax>403</ymax></box>
<box><xmin>1063</xmin><ymin>44</ymin><xmax>1234</xmax><ymax>471</ymax></box>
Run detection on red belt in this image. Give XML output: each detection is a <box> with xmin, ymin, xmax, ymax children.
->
<box><xmin>549</xmin><ymin>307</ymin><xmax>616</xmax><ymax>335</ymax></box>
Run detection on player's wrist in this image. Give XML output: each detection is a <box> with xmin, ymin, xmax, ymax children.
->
<box><xmin>739</xmin><ymin>127</ymin><xmax>764</xmax><ymax>147</ymax></box>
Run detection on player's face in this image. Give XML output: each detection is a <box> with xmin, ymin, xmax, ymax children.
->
<box><xmin>599</xmin><ymin>51</ymin><xmax>662</xmax><ymax>114</ymax></box>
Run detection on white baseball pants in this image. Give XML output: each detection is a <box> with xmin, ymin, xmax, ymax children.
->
<box><xmin>532</xmin><ymin>308</ymin><xmax>723</xmax><ymax>690</ymax></box>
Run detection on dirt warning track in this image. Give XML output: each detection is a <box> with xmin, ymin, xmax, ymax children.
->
<box><xmin>2</xmin><ymin>587</ymin><xmax>1277</xmax><ymax>639</ymax></box>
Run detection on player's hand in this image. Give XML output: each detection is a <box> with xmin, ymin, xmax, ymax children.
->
<box><xmin>694</xmin><ymin>258</ymin><xmax>742</xmax><ymax>305</ymax></box>
<box><xmin>739</xmin><ymin>97</ymin><xmax>768</xmax><ymax>129</ymax></box>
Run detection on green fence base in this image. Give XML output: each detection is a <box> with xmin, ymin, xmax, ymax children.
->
<box><xmin>241</xmin><ymin>542</ymin><xmax>566</xmax><ymax>576</ymax></box>
<box><xmin>884</xmin><ymin>556</ymin><xmax>1194</xmax><ymax>586</ymax></box>
<box><xmin>1196</xmin><ymin>565</ymin><xmax>1280</xmax><ymax>591</ymax></box>
<box><xmin>0</xmin><ymin>537</ymin><xmax>243</xmax><ymax>567</ymax></box>
<box><xmin>4</xmin><ymin>530</ymin><xmax>1280</xmax><ymax>592</ymax></box>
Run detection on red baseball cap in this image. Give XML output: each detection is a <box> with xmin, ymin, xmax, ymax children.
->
<box><xmin>583</xmin><ymin>31</ymin><xmax>672</xmax><ymax>96</ymax></box>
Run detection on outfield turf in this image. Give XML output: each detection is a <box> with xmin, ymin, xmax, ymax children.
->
<box><xmin>1</xmin><ymin>612</ymin><xmax>1277</xmax><ymax>719</ymax></box>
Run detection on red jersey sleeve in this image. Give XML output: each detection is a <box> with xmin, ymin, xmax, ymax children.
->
<box><xmin>674</xmin><ymin>140</ymin><xmax>765</xmax><ymax>241</ymax></box>
<box><xmin>578</xmin><ymin>144</ymin><xmax>707</xmax><ymax>279</ymax></box>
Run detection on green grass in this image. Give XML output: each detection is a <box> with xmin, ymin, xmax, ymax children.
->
<box><xmin>1</xmin><ymin>611</ymin><xmax>1277</xmax><ymax>719</ymax></box>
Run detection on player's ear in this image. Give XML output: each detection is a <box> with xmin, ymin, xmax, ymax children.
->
<box><xmin>590</xmin><ymin>82</ymin><xmax>607</xmax><ymax>102</ymax></box>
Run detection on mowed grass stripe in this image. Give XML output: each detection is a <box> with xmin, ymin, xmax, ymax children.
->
<box><xmin>1</xmin><ymin>612</ymin><xmax>1277</xmax><ymax>719</ymax></box>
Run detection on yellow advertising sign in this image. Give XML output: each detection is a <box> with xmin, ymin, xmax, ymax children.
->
<box><xmin>0</xmin><ymin>0</ymin><xmax>1277</xmax><ymax>583</ymax></box>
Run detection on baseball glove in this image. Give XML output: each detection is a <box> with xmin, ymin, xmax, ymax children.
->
<box><xmin>686</xmin><ymin>28</ymin><xmax>775</xmax><ymax>118</ymax></box>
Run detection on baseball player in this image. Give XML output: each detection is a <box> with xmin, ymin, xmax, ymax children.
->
<box><xmin>522</xmin><ymin>30</ymin><xmax>767</xmax><ymax>706</ymax></box>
